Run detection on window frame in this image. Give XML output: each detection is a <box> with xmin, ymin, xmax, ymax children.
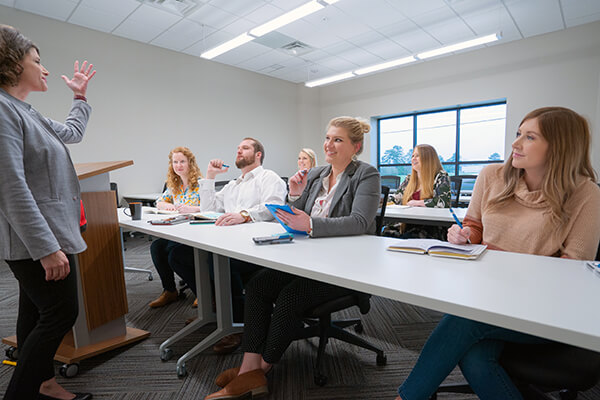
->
<box><xmin>377</xmin><ymin>100</ymin><xmax>507</xmax><ymax>177</ymax></box>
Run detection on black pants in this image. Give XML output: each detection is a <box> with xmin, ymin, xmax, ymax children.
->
<box><xmin>150</xmin><ymin>238</ymin><xmax>194</xmax><ymax>293</ymax></box>
<box><xmin>4</xmin><ymin>255</ymin><xmax>79</xmax><ymax>400</ymax></box>
<box><xmin>241</xmin><ymin>269</ymin><xmax>352</xmax><ymax>363</ymax></box>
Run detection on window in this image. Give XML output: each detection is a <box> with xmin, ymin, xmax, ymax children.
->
<box><xmin>377</xmin><ymin>101</ymin><xmax>506</xmax><ymax>184</ymax></box>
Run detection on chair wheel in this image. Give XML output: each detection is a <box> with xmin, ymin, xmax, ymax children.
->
<box><xmin>59</xmin><ymin>363</ymin><xmax>79</xmax><ymax>378</ymax></box>
<box><xmin>148</xmin><ymin>274</ymin><xmax>153</xmax><ymax>281</ymax></box>
<box><xmin>376</xmin><ymin>353</ymin><xmax>387</xmax><ymax>366</ymax></box>
<box><xmin>177</xmin><ymin>363</ymin><xmax>187</xmax><ymax>378</ymax></box>
<box><xmin>5</xmin><ymin>346</ymin><xmax>18</xmax><ymax>361</ymax></box>
<box><xmin>160</xmin><ymin>348</ymin><xmax>173</xmax><ymax>361</ymax></box>
<box><xmin>354</xmin><ymin>321</ymin><xmax>364</xmax><ymax>334</ymax></box>
<box><xmin>314</xmin><ymin>374</ymin><xmax>327</xmax><ymax>386</ymax></box>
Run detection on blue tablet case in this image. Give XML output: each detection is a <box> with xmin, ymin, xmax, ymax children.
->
<box><xmin>264</xmin><ymin>204</ymin><xmax>308</xmax><ymax>235</ymax></box>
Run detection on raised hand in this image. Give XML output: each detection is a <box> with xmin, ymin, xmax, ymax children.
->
<box><xmin>61</xmin><ymin>60</ymin><xmax>96</xmax><ymax>97</ymax></box>
<box><xmin>206</xmin><ymin>159</ymin><xmax>229</xmax><ymax>179</ymax></box>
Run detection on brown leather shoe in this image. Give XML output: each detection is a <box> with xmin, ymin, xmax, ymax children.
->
<box><xmin>215</xmin><ymin>367</ymin><xmax>240</xmax><ymax>387</ymax></box>
<box><xmin>149</xmin><ymin>290</ymin><xmax>178</xmax><ymax>308</ymax></box>
<box><xmin>213</xmin><ymin>333</ymin><xmax>243</xmax><ymax>355</ymax></box>
<box><xmin>205</xmin><ymin>369</ymin><xmax>267</xmax><ymax>400</ymax></box>
<box><xmin>192</xmin><ymin>298</ymin><xmax>198</xmax><ymax>308</ymax></box>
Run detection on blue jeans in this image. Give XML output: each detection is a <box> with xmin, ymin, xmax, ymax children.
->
<box><xmin>397</xmin><ymin>315</ymin><xmax>549</xmax><ymax>400</ymax></box>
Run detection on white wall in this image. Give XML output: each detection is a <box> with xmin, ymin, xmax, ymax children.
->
<box><xmin>316</xmin><ymin>21</ymin><xmax>600</xmax><ymax>174</ymax></box>
<box><xmin>1</xmin><ymin>6</ymin><xmax>304</xmax><ymax>198</ymax></box>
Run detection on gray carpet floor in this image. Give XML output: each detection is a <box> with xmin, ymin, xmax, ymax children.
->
<box><xmin>1</xmin><ymin>235</ymin><xmax>598</xmax><ymax>399</ymax></box>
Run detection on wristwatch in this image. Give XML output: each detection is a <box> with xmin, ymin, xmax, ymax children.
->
<box><xmin>240</xmin><ymin>210</ymin><xmax>251</xmax><ymax>223</ymax></box>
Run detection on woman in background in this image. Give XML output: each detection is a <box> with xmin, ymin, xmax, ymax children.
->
<box><xmin>206</xmin><ymin>117</ymin><xmax>380</xmax><ymax>400</ymax></box>
<box><xmin>148</xmin><ymin>146</ymin><xmax>202</xmax><ymax>308</ymax></box>
<box><xmin>0</xmin><ymin>25</ymin><xmax>95</xmax><ymax>400</ymax></box>
<box><xmin>297</xmin><ymin>147</ymin><xmax>317</xmax><ymax>171</ymax></box>
<box><xmin>395</xmin><ymin>107</ymin><xmax>600</xmax><ymax>400</ymax></box>
<box><xmin>383</xmin><ymin>144</ymin><xmax>451</xmax><ymax>240</ymax></box>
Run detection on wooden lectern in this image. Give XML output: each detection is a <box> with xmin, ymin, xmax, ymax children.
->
<box><xmin>3</xmin><ymin>161</ymin><xmax>149</xmax><ymax>369</ymax></box>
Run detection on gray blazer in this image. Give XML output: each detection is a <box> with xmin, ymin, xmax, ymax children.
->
<box><xmin>0</xmin><ymin>88</ymin><xmax>91</xmax><ymax>261</ymax></box>
<box><xmin>290</xmin><ymin>160</ymin><xmax>380</xmax><ymax>237</ymax></box>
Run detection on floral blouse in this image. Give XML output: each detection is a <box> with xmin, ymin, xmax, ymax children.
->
<box><xmin>384</xmin><ymin>170</ymin><xmax>451</xmax><ymax>240</ymax></box>
<box><xmin>157</xmin><ymin>180</ymin><xmax>201</xmax><ymax>206</ymax></box>
<box><xmin>391</xmin><ymin>170</ymin><xmax>451</xmax><ymax>208</ymax></box>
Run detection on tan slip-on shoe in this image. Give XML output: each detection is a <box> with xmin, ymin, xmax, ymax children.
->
<box><xmin>148</xmin><ymin>290</ymin><xmax>178</xmax><ymax>308</ymax></box>
<box><xmin>215</xmin><ymin>367</ymin><xmax>240</xmax><ymax>387</ymax></box>
<box><xmin>205</xmin><ymin>369</ymin><xmax>267</xmax><ymax>400</ymax></box>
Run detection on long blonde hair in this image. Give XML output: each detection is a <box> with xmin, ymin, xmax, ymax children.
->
<box><xmin>488</xmin><ymin>107</ymin><xmax>596</xmax><ymax>227</ymax></box>
<box><xmin>401</xmin><ymin>144</ymin><xmax>443</xmax><ymax>205</ymax></box>
<box><xmin>166</xmin><ymin>146</ymin><xmax>203</xmax><ymax>195</ymax></box>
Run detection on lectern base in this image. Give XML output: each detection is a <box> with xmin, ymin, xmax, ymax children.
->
<box><xmin>2</xmin><ymin>327</ymin><xmax>149</xmax><ymax>364</ymax></box>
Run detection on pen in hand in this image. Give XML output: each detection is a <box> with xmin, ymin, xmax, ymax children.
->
<box><xmin>449</xmin><ymin>207</ymin><xmax>471</xmax><ymax>244</ymax></box>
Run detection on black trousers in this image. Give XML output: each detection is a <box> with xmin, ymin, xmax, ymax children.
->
<box><xmin>4</xmin><ymin>256</ymin><xmax>79</xmax><ymax>400</ymax></box>
<box><xmin>241</xmin><ymin>269</ymin><xmax>352</xmax><ymax>363</ymax></box>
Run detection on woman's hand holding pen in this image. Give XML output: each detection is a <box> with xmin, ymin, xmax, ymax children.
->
<box><xmin>61</xmin><ymin>60</ymin><xmax>96</xmax><ymax>97</ymax></box>
<box><xmin>206</xmin><ymin>159</ymin><xmax>229</xmax><ymax>179</ymax></box>
<box><xmin>276</xmin><ymin>206</ymin><xmax>310</xmax><ymax>232</ymax></box>
<box><xmin>40</xmin><ymin>250</ymin><xmax>70</xmax><ymax>281</ymax></box>
<box><xmin>447</xmin><ymin>224</ymin><xmax>471</xmax><ymax>245</ymax></box>
<box><xmin>288</xmin><ymin>169</ymin><xmax>308</xmax><ymax>197</ymax></box>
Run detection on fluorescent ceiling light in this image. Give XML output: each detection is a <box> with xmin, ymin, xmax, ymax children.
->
<box><xmin>417</xmin><ymin>33</ymin><xmax>500</xmax><ymax>60</ymax></box>
<box><xmin>354</xmin><ymin>56</ymin><xmax>417</xmax><ymax>75</ymax></box>
<box><xmin>250</xmin><ymin>1</ymin><xmax>324</xmax><ymax>38</ymax></box>
<box><xmin>201</xmin><ymin>33</ymin><xmax>254</xmax><ymax>60</ymax></box>
<box><xmin>306</xmin><ymin>72</ymin><xmax>355</xmax><ymax>87</ymax></box>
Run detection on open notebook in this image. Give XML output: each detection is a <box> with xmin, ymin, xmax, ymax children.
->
<box><xmin>387</xmin><ymin>238</ymin><xmax>487</xmax><ymax>260</ymax></box>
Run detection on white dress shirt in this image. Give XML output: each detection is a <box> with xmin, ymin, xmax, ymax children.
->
<box><xmin>199</xmin><ymin>165</ymin><xmax>287</xmax><ymax>222</ymax></box>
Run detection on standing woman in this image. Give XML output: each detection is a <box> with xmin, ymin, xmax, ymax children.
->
<box><xmin>297</xmin><ymin>147</ymin><xmax>317</xmax><ymax>171</ymax></box>
<box><xmin>149</xmin><ymin>146</ymin><xmax>203</xmax><ymax>308</ymax></box>
<box><xmin>383</xmin><ymin>144</ymin><xmax>451</xmax><ymax>239</ymax></box>
<box><xmin>0</xmin><ymin>26</ymin><xmax>96</xmax><ymax>400</ymax></box>
<box><xmin>206</xmin><ymin>117</ymin><xmax>380</xmax><ymax>400</ymax></box>
<box><xmin>395</xmin><ymin>107</ymin><xmax>600</xmax><ymax>400</ymax></box>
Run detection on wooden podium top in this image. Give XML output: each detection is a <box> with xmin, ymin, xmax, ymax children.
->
<box><xmin>75</xmin><ymin>160</ymin><xmax>133</xmax><ymax>180</ymax></box>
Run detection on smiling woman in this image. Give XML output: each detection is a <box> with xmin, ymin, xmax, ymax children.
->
<box><xmin>0</xmin><ymin>25</ymin><xmax>95</xmax><ymax>400</ymax></box>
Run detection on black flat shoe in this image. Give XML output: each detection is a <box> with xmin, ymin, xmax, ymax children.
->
<box><xmin>38</xmin><ymin>393</ymin><xmax>93</xmax><ymax>400</ymax></box>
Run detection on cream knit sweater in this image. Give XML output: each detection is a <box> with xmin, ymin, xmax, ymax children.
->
<box><xmin>464</xmin><ymin>164</ymin><xmax>600</xmax><ymax>260</ymax></box>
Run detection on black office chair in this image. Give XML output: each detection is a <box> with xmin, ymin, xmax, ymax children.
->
<box><xmin>431</xmin><ymin>242</ymin><xmax>600</xmax><ymax>400</ymax></box>
<box><xmin>295</xmin><ymin>186</ymin><xmax>390</xmax><ymax>387</ymax></box>
<box><xmin>381</xmin><ymin>175</ymin><xmax>401</xmax><ymax>191</ymax></box>
<box><xmin>449</xmin><ymin>176</ymin><xmax>462</xmax><ymax>208</ymax></box>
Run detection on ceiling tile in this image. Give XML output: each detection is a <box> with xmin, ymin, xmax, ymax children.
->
<box><xmin>297</xmin><ymin>49</ymin><xmax>331</xmax><ymax>63</ymax></box>
<box><xmin>503</xmin><ymin>0</ymin><xmax>564</xmax><ymax>37</ymax></box>
<box><xmin>211</xmin><ymin>41</ymin><xmax>271</xmax><ymax>65</ymax></box>
<box><xmin>268</xmin><ymin>0</ymin><xmax>309</xmax><ymax>11</ymax></box>
<box><xmin>244</xmin><ymin>3</ymin><xmax>285</xmax><ymax>25</ymax></box>
<box><xmin>183</xmin><ymin>30</ymin><xmax>233</xmax><ymax>56</ymax></box>
<box><xmin>336</xmin><ymin>0</ymin><xmax>409</xmax><ymax>29</ymax></box>
<box><xmin>15</xmin><ymin>0</ymin><xmax>78</xmax><ymax>21</ymax></box>
<box><xmin>187</xmin><ymin>4</ymin><xmax>237</xmax><ymax>30</ymax></box>
<box><xmin>0</xmin><ymin>0</ymin><xmax>15</xmax><ymax>6</ymax></box>
<box><xmin>152</xmin><ymin>19</ymin><xmax>215</xmax><ymax>51</ymax></box>
<box><xmin>413</xmin><ymin>7</ymin><xmax>475</xmax><ymax>44</ymax></box>
<box><xmin>315</xmin><ymin>55</ymin><xmax>358</xmax><ymax>73</ymax></box>
<box><xmin>382</xmin><ymin>21</ymin><xmax>441</xmax><ymax>54</ymax></box>
<box><xmin>208</xmin><ymin>0</ymin><xmax>265</xmax><ymax>17</ymax></box>
<box><xmin>221</xmin><ymin>17</ymin><xmax>255</xmax><ymax>35</ymax></box>
<box><xmin>113</xmin><ymin>4</ymin><xmax>182</xmax><ymax>43</ymax></box>
<box><xmin>237</xmin><ymin>49</ymin><xmax>294</xmax><ymax>71</ymax></box>
<box><xmin>302</xmin><ymin>4</ymin><xmax>372</xmax><ymax>40</ymax></box>
<box><xmin>337</xmin><ymin>46</ymin><xmax>383</xmax><ymax>67</ymax></box>
<box><xmin>69</xmin><ymin>0</ymin><xmax>140</xmax><ymax>33</ymax></box>
<box><xmin>561</xmin><ymin>0</ymin><xmax>600</xmax><ymax>27</ymax></box>
<box><xmin>277</xmin><ymin>19</ymin><xmax>340</xmax><ymax>48</ymax></box>
<box><xmin>348</xmin><ymin>31</ymin><xmax>411</xmax><ymax>59</ymax></box>
<box><xmin>457</xmin><ymin>2</ymin><xmax>522</xmax><ymax>41</ymax></box>
<box><xmin>385</xmin><ymin>0</ymin><xmax>448</xmax><ymax>19</ymax></box>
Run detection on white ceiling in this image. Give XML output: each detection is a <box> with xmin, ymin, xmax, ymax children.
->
<box><xmin>3</xmin><ymin>0</ymin><xmax>600</xmax><ymax>84</ymax></box>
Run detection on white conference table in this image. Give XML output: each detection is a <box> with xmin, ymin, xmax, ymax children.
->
<box><xmin>119</xmin><ymin>211</ymin><xmax>600</xmax><ymax>377</ymax></box>
<box><xmin>384</xmin><ymin>204</ymin><xmax>467</xmax><ymax>225</ymax></box>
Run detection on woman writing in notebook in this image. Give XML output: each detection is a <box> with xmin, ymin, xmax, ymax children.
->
<box><xmin>383</xmin><ymin>144</ymin><xmax>451</xmax><ymax>240</ymax></box>
<box><xmin>148</xmin><ymin>146</ymin><xmax>203</xmax><ymax>308</ymax></box>
<box><xmin>395</xmin><ymin>107</ymin><xmax>600</xmax><ymax>400</ymax></box>
<box><xmin>205</xmin><ymin>117</ymin><xmax>380</xmax><ymax>400</ymax></box>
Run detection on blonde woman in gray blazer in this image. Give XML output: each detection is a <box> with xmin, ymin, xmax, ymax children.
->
<box><xmin>0</xmin><ymin>26</ymin><xmax>95</xmax><ymax>400</ymax></box>
<box><xmin>206</xmin><ymin>117</ymin><xmax>380</xmax><ymax>400</ymax></box>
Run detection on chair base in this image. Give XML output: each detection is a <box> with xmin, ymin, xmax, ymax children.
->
<box><xmin>124</xmin><ymin>267</ymin><xmax>153</xmax><ymax>281</ymax></box>
<box><xmin>431</xmin><ymin>382</ymin><xmax>579</xmax><ymax>400</ymax></box>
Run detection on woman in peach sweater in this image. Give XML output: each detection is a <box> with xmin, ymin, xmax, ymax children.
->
<box><xmin>395</xmin><ymin>107</ymin><xmax>600</xmax><ymax>400</ymax></box>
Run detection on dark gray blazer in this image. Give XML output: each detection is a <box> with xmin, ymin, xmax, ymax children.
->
<box><xmin>0</xmin><ymin>88</ymin><xmax>91</xmax><ymax>261</ymax></box>
<box><xmin>290</xmin><ymin>160</ymin><xmax>380</xmax><ymax>237</ymax></box>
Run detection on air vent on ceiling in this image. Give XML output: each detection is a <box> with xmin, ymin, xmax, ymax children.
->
<box><xmin>280</xmin><ymin>41</ymin><xmax>314</xmax><ymax>56</ymax></box>
<box><xmin>136</xmin><ymin>0</ymin><xmax>200</xmax><ymax>17</ymax></box>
